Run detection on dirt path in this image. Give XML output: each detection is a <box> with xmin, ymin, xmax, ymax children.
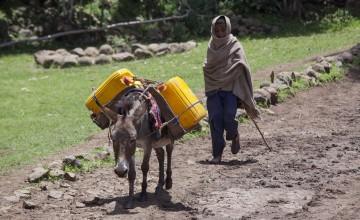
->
<box><xmin>0</xmin><ymin>65</ymin><xmax>359</xmax><ymax>219</ymax></box>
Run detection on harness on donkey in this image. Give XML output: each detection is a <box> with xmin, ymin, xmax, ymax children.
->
<box><xmin>89</xmin><ymin>78</ymin><xmax>203</xmax><ymax>209</ymax></box>
<box><xmin>91</xmin><ymin>76</ymin><xmax>203</xmax><ymax>143</ymax></box>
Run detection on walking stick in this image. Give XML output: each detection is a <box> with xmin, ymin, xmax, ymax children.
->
<box><xmin>250</xmin><ymin>117</ymin><xmax>273</xmax><ymax>151</ymax></box>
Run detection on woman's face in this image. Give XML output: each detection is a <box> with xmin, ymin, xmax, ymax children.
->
<box><xmin>214</xmin><ymin>23</ymin><xmax>227</xmax><ymax>38</ymax></box>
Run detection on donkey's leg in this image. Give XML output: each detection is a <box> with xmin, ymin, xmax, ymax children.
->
<box><xmin>165</xmin><ymin>143</ymin><xmax>174</xmax><ymax>190</ymax></box>
<box><xmin>112</xmin><ymin>140</ymin><xmax>120</xmax><ymax>167</ymax></box>
<box><xmin>125</xmin><ymin>155</ymin><xmax>136</xmax><ymax>209</ymax></box>
<box><xmin>154</xmin><ymin>147</ymin><xmax>165</xmax><ymax>194</ymax></box>
<box><xmin>139</xmin><ymin>145</ymin><xmax>152</xmax><ymax>202</ymax></box>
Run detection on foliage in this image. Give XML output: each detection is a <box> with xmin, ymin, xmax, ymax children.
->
<box><xmin>181</xmin><ymin>126</ymin><xmax>210</xmax><ymax>142</ymax></box>
<box><xmin>63</xmin><ymin>150</ymin><xmax>113</xmax><ymax>174</ymax></box>
<box><xmin>318</xmin><ymin>9</ymin><xmax>355</xmax><ymax>31</ymax></box>
<box><xmin>237</xmin><ymin>114</ymin><xmax>250</xmax><ymax>124</ymax></box>
<box><xmin>169</xmin><ymin>21</ymin><xmax>190</xmax><ymax>42</ymax></box>
<box><xmin>317</xmin><ymin>65</ymin><xmax>343</xmax><ymax>82</ymax></box>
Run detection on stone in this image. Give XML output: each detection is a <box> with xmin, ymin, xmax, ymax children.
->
<box><xmin>84</xmin><ymin>46</ymin><xmax>99</xmax><ymax>57</ymax></box>
<box><xmin>28</xmin><ymin>167</ymin><xmax>49</xmax><ymax>183</ymax></box>
<box><xmin>95</xmin><ymin>54</ymin><xmax>112</xmax><ymax>64</ymax></box>
<box><xmin>23</xmin><ymin>200</ymin><xmax>37</xmax><ymax>209</ymax></box>
<box><xmin>99</xmin><ymin>44</ymin><xmax>114</xmax><ymax>55</ymax></box>
<box><xmin>112</xmin><ymin>52</ymin><xmax>135</xmax><ymax>62</ymax></box>
<box><xmin>64</xmin><ymin>172</ymin><xmax>77</xmax><ymax>181</ymax></box>
<box><xmin>48</xmin><ymin>190</ymin><xmax>64</xmax><ymax>199</ymax></box>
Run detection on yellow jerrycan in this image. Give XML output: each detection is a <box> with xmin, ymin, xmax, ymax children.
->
<box><xmin>85</xmin><ymin>68</ymin><xmax>142</xmax><ymax>115</ymax></box>
<box><xmin>160</xmin><ymin>76</ymin><xmax>207</xmax><ymax>130</ymax></box>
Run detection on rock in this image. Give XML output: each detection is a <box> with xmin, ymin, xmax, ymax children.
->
<box><xmin>84</xmin><ymin>47</ymin><xmax>99</xmax><ymax>57</ymax></box>
<box><xmin>60</xmin><ymin>183</ymin><xmax>71</xmax><ymax>188</ymax></box>
<box><xmin>180</xmin><ymin>40</ymin><xmax>197</xmax><ymax>51</ymax></box>
<box><xmin>254</xmin><ymin>89</ymin><xmax>271</xmax><ymax>106</ymax></box>
<box><xmin>99</xmin><ymin>44</ymin><xmax>114</xmax><ymax>55</ymax></box>
<box><xmin>23</xmin><ymin>200</ymin><xmax>37</xmax><ymax>209</ymax></box>
<box><xmin>14</xmin><ymin>189</ymin><xmax>31</xmax><ymax>198</ymax></box>
<box><xmin>338</xmin><ymin>52</ymin><xmax>353</xmax><ymax>63</ymax></box>
<box><xmin>71</xmin><ymin>47</ymin><xmax>85</xmax><ymax>56</ymax></box>
<box><xmin>56</xmin><ymin>49</ymin><xmax>70</xmax><ymax>56</ymax></box>
<box><xmin>63</xmin><ymin>155</ymin><xmax>83</xmax><ymax>168</ymax></box>
<box><xmin>76</xmin><ymin>202</ymin><xmax>86</xmax><ymax>208</ymax></box>
<box><xmin>95</xmin><ymin>151</ymin><xmax>110</xmax><ymax>160</ymax></box>
<box><xmin>316</xmin><ymin>56</ymin><xmax>325</xmax><ymax>63</ymax></box>
<box><xmin>43</xmin><ymin>54</ymin><xmax>63</xmax><ymax>68</ymax></box>
<box><xmin>64</xmin><ymin>172</ymin><xmax>77</xmax><ymax>181</ymax></box>
<box><xmin>34</xmin><ymin>50</ymin><xmax>55</xmax><ymax>65</ymax></box>
<box><xmin>63</xmin><ymin>155</ymin><xmax>76</xmax><ymax>165</ymax></box>
<box><xmin>335</xmin><ymin>61</ymin><xmax>343</xmax><ymax>67</ymax></box>
<box><xmin>168</xmin><ymin>43</ymin><xmax>183</xmax><ymax>53</ymax></box>
<box><xmin>270</xmin><ymin>83</ymin><xmax>290</xmax><ymax>91</ymax></box>
<box><xmin>28</xmin><ymin>167</ymin><xmax>49</xmax><ymax>183</ymax></box>
<box><xmin>263</xmin><ymin>86</ymin><xmax>278</xmax><ymax>105</ymax></box>
<box><xmin>307</xmin><ymin>69</ymin><xmax>322</xmax><ymax>79</ymax></box>
<box><xmin>75</xmin><ymin>153</ymin><xmax>95</xmax><ymax>161</ymax></box>
<box><xmin>277</xmin><ymin>72</ymin><xmax>294</xmax><ymax>86</ymax></box>
<box><xmin>49</xmin><ymin>169</ymin><xmax>65</xmax><ymax>178</ymax></box>
<box><xmin>39</xmin><ymin>181</ymin><xmax>51</xmax><ymax>191</ymax></box>
<box><xmin>114</xmin><ymin>44</ymin><xmax>131</xmax><ymax>53</ymax></box>
<box><xmin>48</xmin><ymin>160</ymin><xmax>63</xmax><ymax>170</ymax></box>
<box><xmin>48</xmin><ymin>190</ymin><xmax>64</xmax><ymax>199</ymax></box>
<box><xmin>148</xmin><ymin>43</ymin><xmax>170</xmax><ymax>54</ymax></box>
<box><xmin>112</xmin><ymin>52</ymin><xmax>135</xmax><ymax>62</ymax></box>
<box><xmin>95</xmin><ymin>54</ymin><xmax>112</xmax><ymax>64</ymax></box>
<box><xmin>78</xmin><ymin>56</ymin><xmax>94</xmax><ymax>66</ymax></box>
<box><xmin>260</xmin><ymin>82</ymin><xmax>271</xmax><ymax>88</ymax></box>
<box><xmin>312</xmin><ymin>63</ymin><xmax>325</xmax><ymax>73</ymax></box>
<box><xmin>61</xmin><ymin>54</ymin><xmax>78</xmax><ymax>68</ymax></box>
<box><xmin>134</xmin><ymin>48</ymin><xmax>153</xmax><ymax>59</ymax></box>
<box><xmin>131</xmin><ymin>43</ymin><xmax>148</xmax><ymax>53</ymax></box>
<box><xmin>320</xmin><ymin>61</ymin><xmax>332</xmax><ymax>73</ymax></box>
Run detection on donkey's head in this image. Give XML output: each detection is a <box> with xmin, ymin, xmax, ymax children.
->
<box><xmin>110</xmin><ymin>92</ymin><xmax>149</xmax><ymax>177</ymax></box>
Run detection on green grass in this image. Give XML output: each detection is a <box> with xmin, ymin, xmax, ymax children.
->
<box><xmin>0</xmin><ymin>15</ymin><xmax>359</xmax><ymax>175</ymax></box>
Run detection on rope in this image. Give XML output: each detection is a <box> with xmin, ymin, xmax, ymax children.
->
<box><xmin>158</xmin><ymin>100</ymin><xmax>203</xmax><ymax>133</ymax></box>
<box><xmin>91</xmin><ymin>88</ymin><xmax>114</xmax><ymax>145</ymax></box>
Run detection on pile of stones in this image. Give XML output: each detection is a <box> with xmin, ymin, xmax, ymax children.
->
<box><xmin>253</xmin><ymin>43</ymin><xmax>360</xmax><ymax>107</ymax></box>
<box><xmin>33</xmin><ymin>40</ymin><xmax>197</xmax><ymax>69</ymax></box>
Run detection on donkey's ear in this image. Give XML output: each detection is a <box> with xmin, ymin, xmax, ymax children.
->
<box><xmin>102</xmin><ymin>106</ymin><xmax>119</xmax><ymax>123</ymax></box>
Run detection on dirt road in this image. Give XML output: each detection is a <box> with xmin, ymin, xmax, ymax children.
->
<box><xmin>0</xmin><ymin>65</ymin><xmax>359</xmax><ymax>219</ymax></box>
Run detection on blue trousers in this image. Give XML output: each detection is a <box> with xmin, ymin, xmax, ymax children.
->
<box><xmin>206</xmin><ymin>91</ymin><xmax>238</xmax><ymax>157</ymax></box>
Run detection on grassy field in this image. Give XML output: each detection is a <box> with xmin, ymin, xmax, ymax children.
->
<box><xmin>0</xmin><ymin>16</ymin><xmax>359</xmax><ymax>175</ymax></box>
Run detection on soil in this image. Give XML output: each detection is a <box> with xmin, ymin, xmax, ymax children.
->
<box><xmin>0</xmin><ymin>64</ymin><xmax>359</xmax><ymax>220</ymax></box>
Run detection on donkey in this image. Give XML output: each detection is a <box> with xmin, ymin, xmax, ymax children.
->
<box><xmin>102</xmin><ymin>90</ymin><xmax>174</xmax><ymax>209</ymax></box>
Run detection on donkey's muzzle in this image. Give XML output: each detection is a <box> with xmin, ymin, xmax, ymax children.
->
<box><xmin>114</xmin><ymin>162</ymin><xmax>128</xmax><ymax>178</ymax></box>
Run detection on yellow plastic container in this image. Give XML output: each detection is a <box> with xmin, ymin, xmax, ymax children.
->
<box><xmin>85</xmin><ymin>69</ymin><xmax>142</xmax><ymax>115</ymax></box>
<box><xmin>160</xmin><ymin>76</ymin><xmax>207</xmax><ymax>130</ymax></box>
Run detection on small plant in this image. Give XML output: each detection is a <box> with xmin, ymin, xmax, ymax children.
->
<box><xmin>317</xmin><ymin>66</ymin><xmax>343</xmax><ymax>83</ymax></box>
<box><xmin>181</xmin><ymin>125</ymin><xmax>210</xmax><ymax>141</ymax></box>
<box><xmin>237</xmin><ymin>114</ymin><xmax>250</xmax><ymax>124</ymax></box>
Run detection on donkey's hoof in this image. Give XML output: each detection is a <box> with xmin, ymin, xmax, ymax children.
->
<box><xmin>165</xmin><ymin>178</ymin><xmax>173</xmax><ymax>190</ymax></box>
<box><xmin>139</xmin><ymin>192</ymin><xmax>148</xmax><ymax>202</ymax></box>
<box><xmin>124</xmin><ymin>198</ymin><xmax>135</xmax><ymax>209</ymax></box>
<box><xmin>155</xmin><ymin>185</ymin><xmax>163</xmax><ymax>194</ymax></box>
